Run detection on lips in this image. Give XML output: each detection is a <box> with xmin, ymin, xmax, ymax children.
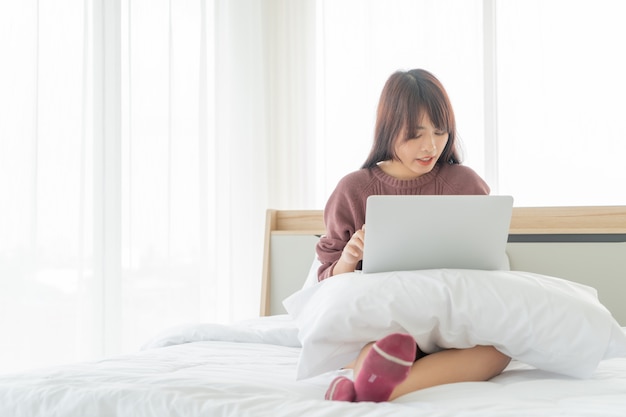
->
<box><xmin>416</xmin><ymin>157</ymin><xmax>434</xmax><ymax>165</ymax></box>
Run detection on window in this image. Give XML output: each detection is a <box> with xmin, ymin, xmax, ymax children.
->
<box><xmin>496</xmin><ymin>0</ymin><xmax>626</xmax><ymax>205</ymax></box>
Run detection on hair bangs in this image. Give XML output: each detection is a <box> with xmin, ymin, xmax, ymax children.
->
<box><xmin>408</xmin><ymin>81</ymin><xmax>453</xmax><ymax>138</ymax></box>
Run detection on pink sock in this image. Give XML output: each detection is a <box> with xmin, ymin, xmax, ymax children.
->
<box><xmin>354</xmin><ymin>333</ymin><xmax>416</xmax><ymax>402</ymax></box>
<box><xmin>325</xmin><ymin>376</ymin><xmax>356</xmax><ymax>401</ymax></box>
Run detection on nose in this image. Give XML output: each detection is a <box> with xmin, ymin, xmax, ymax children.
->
<box><xmin>421</xmin><ymin>134</ymin><xmax>437</xmax><ymax>154</ymax></box>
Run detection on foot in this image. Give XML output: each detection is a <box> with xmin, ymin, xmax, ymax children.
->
<box><xmin>325</xmin><ymin>376</ymin><xmax>356</xmax><ymax>401</ymax></box>
<box><xmin>354</xmin><ymin>333</ymin><xmax>416</xmax><ymax>402</ymax></box>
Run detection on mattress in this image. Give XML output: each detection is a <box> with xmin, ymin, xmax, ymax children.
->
<box><xmin>1</xmin><ymin>315</ymin><xmax>625</xmax><ymax>417</ymax></box>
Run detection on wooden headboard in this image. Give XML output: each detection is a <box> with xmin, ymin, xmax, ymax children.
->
<box><xmin>260</xmin><ymin>206</ymin><xmax>626</xmax><ymax>324</ymax></box>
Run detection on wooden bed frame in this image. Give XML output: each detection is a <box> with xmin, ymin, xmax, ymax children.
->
<box><xmin>260</xmin><ymin>206</ymin><xmax>626</xmax><ymax>324</ymax></box>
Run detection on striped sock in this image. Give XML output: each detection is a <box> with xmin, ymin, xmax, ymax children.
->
<box><xmin>325</xmin><ymin>376</ymin><xmax>356</xmax><ymax>401</ymax></box>
<box><xmin>354</xmin><ymin>333</ymin><xmax>416</xmax><ymax>402</ymax></box>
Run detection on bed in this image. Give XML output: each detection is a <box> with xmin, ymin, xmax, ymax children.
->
<box><xmin>1</xmin><ymin>206</ymin><xmax>626</xmax><ymax>417</ymax></box>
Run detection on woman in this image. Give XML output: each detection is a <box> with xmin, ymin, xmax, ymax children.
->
<box><xmin>317</xmin><ymin>69</ymin><xmax>511</xmax><ymax>402</ymax></box>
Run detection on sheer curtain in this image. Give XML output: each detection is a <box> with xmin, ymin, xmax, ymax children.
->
<box><xmin>116</xmin><ymin>0</ymin><xmax>271</xmax><ymax>354</ymax></box>
<box><xmin>495</xmin><ymin>0</ymin><xmax>626</xmax><ymax>206</ymax></box>
<box><xmin>0</xmin><ymin>0</ymin><xmax>98</xmax><ymax>372</ymax></box>
<box><xmin>0</xmin><ymin>0</ymin><xmax>316</xmax><ymax>373</ymax></box>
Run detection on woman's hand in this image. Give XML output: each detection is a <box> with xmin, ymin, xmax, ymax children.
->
<box><xmin>332</xmin><ymin>226</ymin><xmax>365</xmax><ymax>276</ymax></box>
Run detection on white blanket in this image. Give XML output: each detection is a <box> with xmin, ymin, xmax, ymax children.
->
<box><xmin>1</xmin><ymin>316</ymin><xmax>626</xmax><ymax>417</ymax></box>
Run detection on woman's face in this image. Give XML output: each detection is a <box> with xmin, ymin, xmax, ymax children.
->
<box><xmin>384</xmin><ymin>114</ymin><xmax>449</xmax><ymax>180</ymax></box>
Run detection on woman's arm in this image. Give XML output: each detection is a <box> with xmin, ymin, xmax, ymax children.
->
<box><xmin>316</xmin><ymin>176</ymin><xmax>368</xmax><ymax>280</ymax></box>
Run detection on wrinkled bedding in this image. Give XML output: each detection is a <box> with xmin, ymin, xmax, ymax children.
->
<box><xmin>1</xmin><ymin>316</ymin><xmax>625</xmax><ymax>417</ymax></box>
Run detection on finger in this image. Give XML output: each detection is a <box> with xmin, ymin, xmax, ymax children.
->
<box><xmin>345</xmin><ymin>240</ymin><xmax>363</xmax><ymax>258</ymax></box>
<box><xmin>347</xmin><ymin>247</ymin><xmax>360</xmax><ymax>258</ymax></box>
<box><xmin>342</xmin><ymin>248</ymin><xmax>358</xmax><ymax>263</ymax></box>
<box><xmin>348</xmin><ymin>238</ymin><xmax>361</xmax><ymax>251</ymax></box>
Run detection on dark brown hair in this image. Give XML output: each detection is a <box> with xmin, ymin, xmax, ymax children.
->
<box><xmin>361</xmin><ymin>69</ymin><xmax>461</xmax><ymax>169</ymax></box>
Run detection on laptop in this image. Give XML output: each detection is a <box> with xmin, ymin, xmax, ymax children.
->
<box><xmin>361</xmin><ymin>195</ymin><xmax>513</xmax><ymax>274</ymax></box>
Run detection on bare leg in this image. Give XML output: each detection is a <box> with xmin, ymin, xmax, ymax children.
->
<box><xmin>351</xmin><ymin>344</ymin><xmax>510</xmax><ymax>401</ymax></box>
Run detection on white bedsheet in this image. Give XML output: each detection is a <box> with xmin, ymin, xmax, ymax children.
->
<box><xmin>1</xmin><ymin>316</ymin><xmax>626</xmax><ymax>417</ymax></box>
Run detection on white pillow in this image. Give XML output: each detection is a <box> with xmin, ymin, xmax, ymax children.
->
<box><xmin>303</xmin><ymin>253</ymin><xmax>510</xmax><ymax>291</ymax></box>
<box><xmin>283</xmin><ymin>269</ymin><xmax>626</xmax><ymax>380</ymax></box>
<box><xmin>301</xmin><ymin>255</ymin><xmax>322</xmax><ymax>290</ymax></box>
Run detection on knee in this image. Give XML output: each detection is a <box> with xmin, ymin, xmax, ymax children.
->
<box><xmin>487</xmin><ymin>346</ymin><xmax>511</xmax><ymax>376</ymax></box>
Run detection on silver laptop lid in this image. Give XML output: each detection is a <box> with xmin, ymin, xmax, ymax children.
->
<box><xmin>361</xmin><ymin>195</ymin><xmax>513</xmax><ymax>274</ymax></box>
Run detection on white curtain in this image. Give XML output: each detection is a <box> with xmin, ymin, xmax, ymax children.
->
<box><xmin>0</xmin><ymin>0</ymin><xmax>316</xmax><ymax>373</ymax></box>
<box><xmin>495</xmin><ymin>0</ymin><xmax>626</xmax><ymax>205</ymax></box>
<box><xmin>0</xmin><ymin>0</ymin><xmax>98</xmax><ymax>372</ymax></box>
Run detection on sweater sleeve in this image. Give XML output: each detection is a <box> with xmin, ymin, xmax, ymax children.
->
<box><xmin>315</xmin><ymin>175</ymin><xmax>366</xmax><ymax>281</ymax></box>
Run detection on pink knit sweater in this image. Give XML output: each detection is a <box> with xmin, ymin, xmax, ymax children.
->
<box><xmin>316</xmin><ymin>163</ymin><xmax>490</xmax><ymax>280</ymax></box>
